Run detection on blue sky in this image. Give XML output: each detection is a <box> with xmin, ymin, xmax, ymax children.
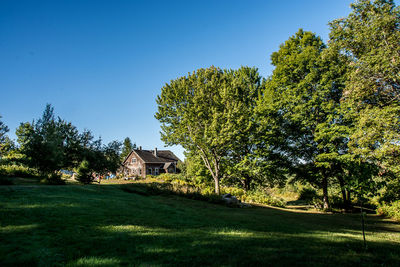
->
<box><xmin>0</xmin><ymin>0</ymin><xmax>357</xmax><ymax>160</ymax></box>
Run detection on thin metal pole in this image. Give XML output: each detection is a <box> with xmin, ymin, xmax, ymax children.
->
<box><xmin>361</xmin><ymin>201</ymin><xmax>367</xmax><ymax>250</ymax></box>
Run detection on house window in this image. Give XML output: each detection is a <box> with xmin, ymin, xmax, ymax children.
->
<box><xmin>148</xmin><ymin>168</ymin><xmax>152</xmax><ymax>175</ymax></box>
<box><xmin>131</xmin><ymin>158</ymin><xmax>136</xmax><ymax>164</ymax></box>
<box><xmin>154</xmin><ymin>168</ymin><xmax>159</xmax><ymax>175</ymax></box>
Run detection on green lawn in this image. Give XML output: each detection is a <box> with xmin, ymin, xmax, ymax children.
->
<box><xmin>0</xmin><ymin>183</ymin><xmax>399</xmax><ymax>266</ymax></box>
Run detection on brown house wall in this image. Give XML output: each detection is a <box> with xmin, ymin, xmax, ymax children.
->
<box><xmin>146</xmin><ymin>163</ymin><xmax>166</xmax><ymax>176</ymax></box>
<box><xmin>122</xmin><ymin>150</ymin><xmax>178</xmax><ymax>178</ymax></box>
<box><xmin>123</xmin><ymin>152</ymin><xmax>145</xmax><ymax>177</ymax></box>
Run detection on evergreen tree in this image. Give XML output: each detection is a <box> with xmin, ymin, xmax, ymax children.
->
<box><xmin>0</xmin><ymin>116</ymin><xmax>12</xmax><ymax>157</ymax></box>
<box><xmin>0</xmin><ymin>115</ymin><xmax>9</xmax><ymax>145</ymax></box>
<box><xmin>120</xmin><ymin>137</ymin><xmax>135</xmax><ymax>162</ymax></box>
<box><xmin>16</xmin><ymin>104</ymin><xmax>64</xmax><ymax>175</ymax></box>
<box><xmin>76</xmin><ymin>160</ymin><xmax>92</xmax><ymax>184</ymax></box>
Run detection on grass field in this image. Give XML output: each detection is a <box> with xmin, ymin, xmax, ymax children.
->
<box><xmin>1</xmin><ymin>182</ymin><xmax>399</xmax><ymax>266</ymax></box>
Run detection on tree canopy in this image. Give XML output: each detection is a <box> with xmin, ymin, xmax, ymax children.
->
<box><xmin>329</xmin><ymin>0</ymin><xmax>400</xmax><ymax>175</ymax></box>
<box><xmin>0</xmin><ymin>115</ymin><xmax>12</xmax><ymax>157</ymax></box>
<box><xmin>155</xmin><ymin>0</ymin><xmax>400</xmax><ymax>209</ymax></box>
<box><xmin>15</xmin><ymin>104</ymin><xmax>121</xmax><ymax>182</ymax></box>
<box><xmin>256</xmin><ymin>29</ymin><xmax>349</xmax><ymax>209</ymax></box>
<box><xmin>156</xmin><ymin>66</ymin><xmax>262</xmax><ymax>194</ymax></box>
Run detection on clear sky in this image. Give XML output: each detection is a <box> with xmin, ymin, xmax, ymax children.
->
<box><xmin>1</xmin><ymin>0</ymin><xmax>357</xmax><ymax>160</ymax></box>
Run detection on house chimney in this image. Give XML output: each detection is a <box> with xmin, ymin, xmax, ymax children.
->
<box><xmin>154</xmin><ymin>147</ymin><xmax>158</xmax><ymax>157</ymax></box>
<box><xmin>139</xmin><ymin>146</ymin><xmax>142</xmax><ymax>150</ymax></box>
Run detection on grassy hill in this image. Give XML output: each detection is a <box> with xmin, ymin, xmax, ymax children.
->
<box><xmin>0</xmin><ymin>182</ymin><xmax>399</xmax><ymax>266</ymax></box>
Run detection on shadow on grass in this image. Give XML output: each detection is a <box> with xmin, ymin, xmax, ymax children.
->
<box><xmin>0</xmin><ymin>184</ymin><xmax>399</xmax><ymax>266</ymax></box>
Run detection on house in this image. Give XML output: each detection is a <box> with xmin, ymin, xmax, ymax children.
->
<box><xmin>121</xmin><ymin>147</ymin><xmax>180</xmax><ymax>178</ymax></box>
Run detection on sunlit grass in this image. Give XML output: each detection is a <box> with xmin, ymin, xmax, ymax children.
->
<box><xmin>99</xmin><ymin>225</ymin><xmax>173</xmax><ymax>236</ymax></box>
<box><xmin>0</xmin><ymin>183</ymin><xmax>399</xmax><ymax>266</ymax></box>
<box><xmin>67</xmin><ymin>257</ymin><xmax>121</xmax><ymax>266</ymax></box>
<box><xmin>0</xmin><ymin>224</ymin><xmax>39</xmax><ymax>233</ymax></box>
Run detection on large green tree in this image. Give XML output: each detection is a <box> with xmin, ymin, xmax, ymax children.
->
<box><xmin>155</xmin><ymin>66</ymin><xmax>262</xmax><ymax>194</ymax></box>
<box><xmin>219</xmin><ymin>67</ymin><xmax>263</xmax><ymax>191</ymax></box>
<box><xmin>16</xmin><ymin>104</ymin><xmax>121</xmax><ymax>181</ymax></box>
<box><xmin>0</xmin><ymin>115</ymin><xmax>9</xmax><ymax>145</ymax></box>
<box><xmin>0</xmin><ymin>115</ymin><xmax>13</xmax><ymax>157</ymax></box>
<box><xmin>329</xmin><ymin>0</ymin><xmax>400</xmax><ymax>198</ymax></box>
<box><xmin>16</xmin><ymin>105</ymin><xmax>64</xmax><ymax>175</ymax></box>
<box><xmin>257</xmin><ymin>30</ymin><xmax>348</xmax><ymax>209</ymax></box>
<box><xmin>329</xmin><ymin>0</ymin><xmax>400</xmax><ymax>167</ymax></box>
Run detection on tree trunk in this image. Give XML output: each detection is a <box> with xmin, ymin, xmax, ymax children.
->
<box><xmin>197</xmin><ymin>147</ymin><xmax>221</xmax><ymax>195</ymax></box>
<box><xmin>242</xmin><ymin>175</ymin><xmax>251</xmax><ymax>192</ymax></box>
<box><xmin>337</xmin><ymin>176</ymin><xmax>351</xmax><ymax>211</ymax></box>
<box><xmin>322</xmin><ymin>175</ymin><xmax>330</xmax><ymax>210</ymax></box>
<box><xmin>214</xmin><ymin>176</ymin><xmax>220</xmax><ymax>195</ymax></box>
<box><xmin>337</xmin><ymin>177</ymin><xmax>347</xmax><ymax>202</ymax></box>
<box><xmin>360</xmin><ymin>200</ymin><xmax>367</xmax><ymax>250</ymax></box>
<box><xmin>346</xmin><ymin>190</ymin><xmax>351</xmax><ymax>205</ymax></box>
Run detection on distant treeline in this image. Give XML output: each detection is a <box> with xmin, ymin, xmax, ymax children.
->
<box><xmin>0</xmin><ymin>104</ymin><xmax>136</xmax><ymax>184</ymax></box>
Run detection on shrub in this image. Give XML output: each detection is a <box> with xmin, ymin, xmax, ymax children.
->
<box><xmin>121</xmin><ymin>182</ymin><xmax>224</xmax><ymax>204</ymax></box>
<box><xmin>298</xmin><ymin>187</ymin><xmax>318</xmax><ymax>202</ymax></box>
<box><xmin>76</xmin><ymin>160</ymin><xmax>94</xmax><ymax>184</ymax></box>
<box><xmin>377</xmin><ymin>201</ymin><xmax>400</xmax><ymax>221</ymax></box>
<box><xmin>157</xmin><ymin>173</ymin><xmax>186</xmax><ymax>183</ymax></box>
<box><xmin>242</xmin><ymin>190</ymin><xmax>286</xmax><ymax>207</ymax></box>
<box><xmin>221</xmin><ymin>187</ymin><xmax>246</xmax><ymax>199</ymax></box>
<box><xmin>0</xmin><ymin>164</ymin><xmax>38</xmax><ymax>178</ymax></box>
<box><xmin>44</xmin><ymin>172</ymin><xmax>66</xmax><ymax>185</ymax></box>
<box><xmin>200</xmin><ymin>186</ymin><xmax>215</xmax><ymax>195</ymax></box>
<box><xmin>380</xmin><ymin>181</ymin><xmax>400</xmax><ymax>202</ymax></box>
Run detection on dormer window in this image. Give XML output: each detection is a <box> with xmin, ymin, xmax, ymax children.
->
<box><xmin>131</xmin><ymin>158</ymin><xmax>136</xmax><ymax>164</ymax></box>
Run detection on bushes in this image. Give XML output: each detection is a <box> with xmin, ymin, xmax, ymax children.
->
<box><xmin>0</xmin><ymin>164</ymin><xmax>38</xmax><ymax>178</ymax></box>
<box><xmin>132</xmin><ymin>177</ymin><xmax>287</xmax><ymax>208</ymax></box>
<box><xmin>221</xmin><ymin>187</ymin><xmax>246</xmax><ymax>199</ymax></box>
<box><xmin>241</xmin><ymin>190</ymin><xmax>286</xmax><ymax>207</ymax></box>
<box><xmin>377</xmin><ymin>201</ymin><xmax>400</xmax><ymax>221</ymax></box>
<box><xmin>121</xmin><ymin>182</ymin><xmax>223</xmax><ymax>204</ymax></box>
<box><xmin>298</xmin><ymin>187</ymin><xmax>318</xmax><ymax>202</ymax></box>
<box><xmin>43</xmin><ymin>172</ymin><xmax>66</xmax><ymax>185</ymax></box>
<box><xmin>0</xmin><ymin>164</ymin><xmax>66</xmax><ymax>185</ymax></box>
<box><xmin>157</xmin><ymin>173</ymin><xmax>186</xmax><ymax>183</ymax></box>
<box><xmin>75</xmin><ymin>160</ymin><xmax>94</xmax><ymax>184</ymax></box>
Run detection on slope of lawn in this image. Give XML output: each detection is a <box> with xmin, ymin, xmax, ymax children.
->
<box><xmin>0</xmin><ymin>183</ymin><xmax>399</xmax><ymax>266</ymax></box>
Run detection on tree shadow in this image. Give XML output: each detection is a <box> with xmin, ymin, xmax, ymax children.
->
<box><xmin>0</xmin><ymin>184</ymin><xmax>399</xmax><ymax>266</ymax></box>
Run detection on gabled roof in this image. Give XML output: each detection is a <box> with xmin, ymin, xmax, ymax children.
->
<box><xmin>123</xmin><ymin>149</ymin><xmax>180</xmax><ymax>164</ymax></box>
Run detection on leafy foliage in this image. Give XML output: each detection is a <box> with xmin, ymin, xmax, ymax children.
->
<box><xmin>156</xmin><ymin>66</ymin><xmax>262</xmax><ymax>194</ymax></box>
<box><xmin>155</xmin><ymin>1</ymin><xmax>400</xmax><ymax>211</ymax></box>
<box><xmin>15</xmin><ymin>104</ymin><xmax>121</xmax><ymax>183</ymax></box>
<box><xmin>257</xmin><ymin>29</ymin><xmax>348</xmax><ymax>210</ymax></box>
<box><xmin>329</xmin><ymin>0</ymin><xmax>400</xmax><ymax>176</ymax></box>
<box><xmin>377</xmin><ymin>200</ymin><xmax>400</xmax><ymax>221</ymax></box>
